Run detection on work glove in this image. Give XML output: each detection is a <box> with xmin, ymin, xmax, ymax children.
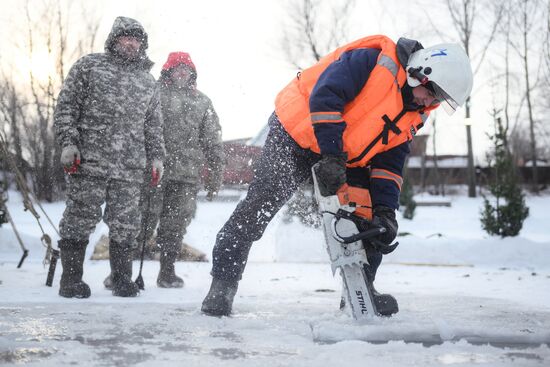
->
<box><xmin>204</xmin><ymin>172</ymin><xmax>222</xmax><ymax>202</ymax></box>
<box><xmin>315</xmin><ymin>153</ymin><xmax>347</xmax><ymax>196</ymax></box>
<box><xmin>150</xmin><ymin>159</ymin><xmax>164</xmax><ymax>187</ymax></box>
<box><xmin>373</xmin><ymin>206</ymin><xmax>398</xmax><ymax>246</ymax></box>
<box><xmin>205</xmin><ymin>187</ymin><xmax>218</xmax><ymax>202</ymax></box>
<box><xmin>60</xmin><ymin>145</ymin><xmax>80</xmax><ymax>174</ymax></box>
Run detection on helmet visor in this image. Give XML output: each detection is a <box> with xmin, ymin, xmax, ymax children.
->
<box><xmin>429</xmin><ymin>82</ymin><xmax>459</xmax><ymax>115</ymax></box>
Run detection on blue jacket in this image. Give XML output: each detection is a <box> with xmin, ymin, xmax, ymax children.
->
<box><xmin>309</xmin><ymin>48</ymin><xmax>418</xmax><ymax>210</ymax></box>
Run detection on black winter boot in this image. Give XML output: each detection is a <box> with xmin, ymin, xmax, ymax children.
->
<box><xmin>103</xmin><ymin>273</ymin><xmax>113</xmax><ymax>290</ymax></box>
<box><xmin>109</xmin><ymin>241</ymin><xmax>140</xmax><ymax>297</ymax></box>
<box><xmin>157</xmin><ymin>251</ymin><xmax>184</xmax><ymax>288</ymax></box>
<box><xmin>339</xmin><ymin>285</ymin><xmax>399</xmax><ymax>316</ymax></box>
<box><xmin>363</xmin><ymin>259</ymin><xmax>399</xmax><ymax>316</ymax></box>
<box><xmin>59</xmin><ymin>239</ymin><xmax>91</xmax><ymax>299</ymax></box>
<box><xmin>372</xmin><ymin>288</ymin><xmax>399</xmax><ymax>316</ymax></box>
<box><xmin>201</xmin><ymin>277</ymin><xmax>239</xmax><ymax>316</ymax></box>
<box><xmin>339</xmin><ymin>262</ymin><xmax>399</xmax><ymax>317</ymax></box>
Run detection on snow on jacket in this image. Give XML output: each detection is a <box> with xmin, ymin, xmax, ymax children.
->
<box><xmin>159</xmin><ymin>53</ymin><xmax>224</xmax><ymax>187</ymax></box>
<box><xmin>53</xmin><ymin>16</ymin><xmax>165</xmax><ymax>183</ymax></box>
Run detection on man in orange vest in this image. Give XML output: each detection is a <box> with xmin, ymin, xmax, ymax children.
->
<box><xmin>202</xmin><ymin>36</ymin><xmax>473</xmax><ymax>317</ymax></box>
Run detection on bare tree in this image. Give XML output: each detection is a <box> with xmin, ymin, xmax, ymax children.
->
<box><xmin>24</xmin><ymin>1</ymin><xmax>58</xmax><ymax>201</ymax></box>
<box><xmin>280</xmin><ymin>0</ymin><xmax>357</xmax><ymax>69</ymax></box>
<box><xmin>538</xmin><ymin>0</ymin><xmax>550</xmax><ymax>164</ymax></box>
<box><xmin>430</xmin><ymin>114</ymin><xmax>445</xmax><ymax>196</ymax></box>
<box><xmin>509</xmin><ymin>128</ymin><xmax>549</xmax><ymax>166</ymax></box>
<box><xmin>506</xmin><ymin>0</ymin><xmax>546</xmax><ymax>193</ymax></box>
<box><xmin>498</xmin><ymin>1</ymin><xmax>514</xmax><ymax>134</ymax></box>
<box><xmin>546</xmin><ymin>0</ymin><xmax>550</xmax><ymax>75</ymax></box>
<box><xmin>442</xmin><ymin>0</ymin><xmax>505</xmax><ymax>198</ymax></box>
<box><xmin>74</xmin><ymin>6</ymin><xmax>101</xmax><ymax>60</ymax></box>
<box><xmin>416</xmin><ymin>0</ymin><xmax>505</xmax><ymax>196</ymax></box>
<box><xmin>1</xmin><ymin>0</ymin><xmax>101</xmax><ymax>201</ymax></box>
<box><xmin>0</xmin><ymin>74</ymin><xmax>27</xmax><ymax>175</ymax></box>
<box><xmin>486</xmin><ymin>1</ymin><xmax>531</xmax><ymax>171</ymax></box>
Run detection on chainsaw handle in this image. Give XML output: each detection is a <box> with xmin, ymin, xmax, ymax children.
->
<box><xmin>330</xmin><ymin>217</ymin><xmax>399</xmax><ymax>254</ymax></box>
<box><xmin>330</xmin><ymin>218</ymin><xmax>386</xmax><ymax>244</ymax></box>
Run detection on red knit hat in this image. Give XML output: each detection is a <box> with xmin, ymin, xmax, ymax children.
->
<box><xmin>162</xmin><ymin>52</ymin><xmax>196</xmax><ymax>72</ymax></box>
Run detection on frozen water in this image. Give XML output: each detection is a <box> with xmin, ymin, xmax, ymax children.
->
<box><xmin>1</xmin><ymin>189</ymin><xmax>550</xmax><ymax>366</ymax></box>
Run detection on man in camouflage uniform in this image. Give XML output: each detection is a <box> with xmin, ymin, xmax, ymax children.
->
<box><xmin>54</xmin><ymin>16</ymin><xmax>165</xmax><ymax>298</ymax></box>
<box><xmin>120</xmin><ymin>52</ymin><xmax>223</xmax><ymax>289</ymax></box>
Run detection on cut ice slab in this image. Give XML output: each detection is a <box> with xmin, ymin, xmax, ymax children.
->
<box><xmin>313</xmin><ymin>294</ymin><xmax>550</xmax><ymax>346</ymax></box>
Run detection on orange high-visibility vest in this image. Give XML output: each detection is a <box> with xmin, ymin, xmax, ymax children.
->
<box><xmin>275</xmin><ymin>35</ymin><xmax>434</xmax><ymax>168</ymax></box>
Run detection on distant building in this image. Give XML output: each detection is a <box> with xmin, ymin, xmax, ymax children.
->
<box><xmin>218</xmin><ymin>124</ymin><xmax>269</xmax><ymax>186</ymax></box>
<box><xmin>220</xmin><ymin>138</ymin><xmax>262</xmax><ymax>186</ymax></box>
<box><xmin>524</xmin><ymin>159</ymin><xmax>550</xmax><ymax>167</ymax></box>
<box><xmin>219</xmin><ymin>129</ymin><xmax>550</xmax><ymax>189</ymax></box>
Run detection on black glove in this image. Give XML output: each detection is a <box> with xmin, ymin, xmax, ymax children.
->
<box><xmin>204</xmin><ymin>173</ymin><xmax>222</xmax><ymax>202</ymax></box>
<box><xmin>373</xmin><ymin>206</ymin><xmax>398</xmax><ymax>245</ymax></box>
<box><xmin>315</xmin><ymin>153</ymin><xmax>347</xmax><ymax>196</ymax></box>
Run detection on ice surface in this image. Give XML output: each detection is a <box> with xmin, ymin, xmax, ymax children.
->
<box><xmin>1</xmin><ymin>189</ymin><xmax>549</xmax><ymax>366</ymax></box>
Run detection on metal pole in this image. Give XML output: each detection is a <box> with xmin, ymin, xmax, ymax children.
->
<box><xmin>134</xmin><ymin>186</ymin><xmax>154</xmax><ymax>290</ymax></box>
<box><xmin>465</xmin><ymin>99</ymin><xmax>476</xmax><ymax>198</ymax></box>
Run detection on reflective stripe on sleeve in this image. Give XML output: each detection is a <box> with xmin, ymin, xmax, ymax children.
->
<box><xmin>311</xmin><ymin>112</ymin><xmax>344</xmax><ymax>123</ymax></box>
<box><xmin>377</xmin><ymin>55</ymin><xmax>398</xmax><ymax>77</ymax></box>
<box><xmin>371</xmin><ymin>168</ymin><xmax>403</xmax><ymax>190</ymax></box>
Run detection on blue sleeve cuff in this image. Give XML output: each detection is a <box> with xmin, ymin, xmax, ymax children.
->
<box><xmin>313</xmin><ymin>122</ymin><xmax>346</xmax><ymax>155</ymax></box>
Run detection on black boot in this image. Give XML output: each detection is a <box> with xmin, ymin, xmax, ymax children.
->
<box><xmin>201</xmin><ymin>277</ymin><xmax>239</xmax><ymax>316</ymax></box>
<box><xmin>157</xmin><ymin>251</ymin><xmax>184</xmax><ymax>288</ymax></box>
<box><xmin>364</xmin><ymin>259</ymin><xmax>398</xmax><ymax>316</ymax></box>
<box><xmin>339</xmin><ymin>261</ymin><xmax>399</xmax><ymax>316</ymax></box>
<box><xmin>339</xmin><ymin>285</ymin><xmax>398</xmax><ymax>316</ymax></box>
<box><xmin>103</xmin><ymin>238</ymin><xmax>141</xmax><ymax>290</ymax></box>
<box><xmin>59</xmin><ymin>239</ymin><xmax>91</xmax><ymax>298</ymax></box>
<box><xmin>103</xmin><ymin>273</ymin><xmax>113</xmax><ymax>290</ymax></box>
<box><xmin>109</xmin><ymin>241</ymin><xmax>140</xmax><ymax>297</ymax></box>
<box><xmin>372</xmin><ymin>288</ymin><xmax>399</xmax><ymax>316</ymax></box>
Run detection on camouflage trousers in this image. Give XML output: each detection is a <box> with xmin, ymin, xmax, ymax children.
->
<box><xmin>138</xmin><ymin>180</ymin><xmax>199</xmax><ymax>257</ymax></box>
<box><xmin>59</xmin><ymin>174</ymin><xmax>141</xmax><ymax>246</ymax></box>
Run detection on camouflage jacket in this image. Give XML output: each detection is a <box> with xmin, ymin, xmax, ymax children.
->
<box><xmin>160</xmin><ymin>84</ymin><xmax>224</xmax><ymax>187</ymax></box>
<box><xmin>53</xmin><ymin>17</ymin><xmax>165</xmax><ymax>182</ymax></box>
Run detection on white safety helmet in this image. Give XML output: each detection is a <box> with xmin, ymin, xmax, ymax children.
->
<box><xmin>406</xmin><ymin>43</ymin><xmax>473</xmax><ymax>115</ymax></box>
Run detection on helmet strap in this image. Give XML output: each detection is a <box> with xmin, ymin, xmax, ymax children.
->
<box><xmin>408</xmin><ymin>67</ymin><xmax>429</xmax><ymax>85</ymax></box>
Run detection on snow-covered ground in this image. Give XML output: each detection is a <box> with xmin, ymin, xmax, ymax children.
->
<box><xmin>1</xmin><ymin>188</ymin><xmax>549</xmax><ymax>366</ymax></box>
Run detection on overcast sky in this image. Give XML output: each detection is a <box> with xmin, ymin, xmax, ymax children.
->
<box><xmin>0</xmin><ymin>0</ymin><xmax>504</xmax><ymax>161</ymax></box>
